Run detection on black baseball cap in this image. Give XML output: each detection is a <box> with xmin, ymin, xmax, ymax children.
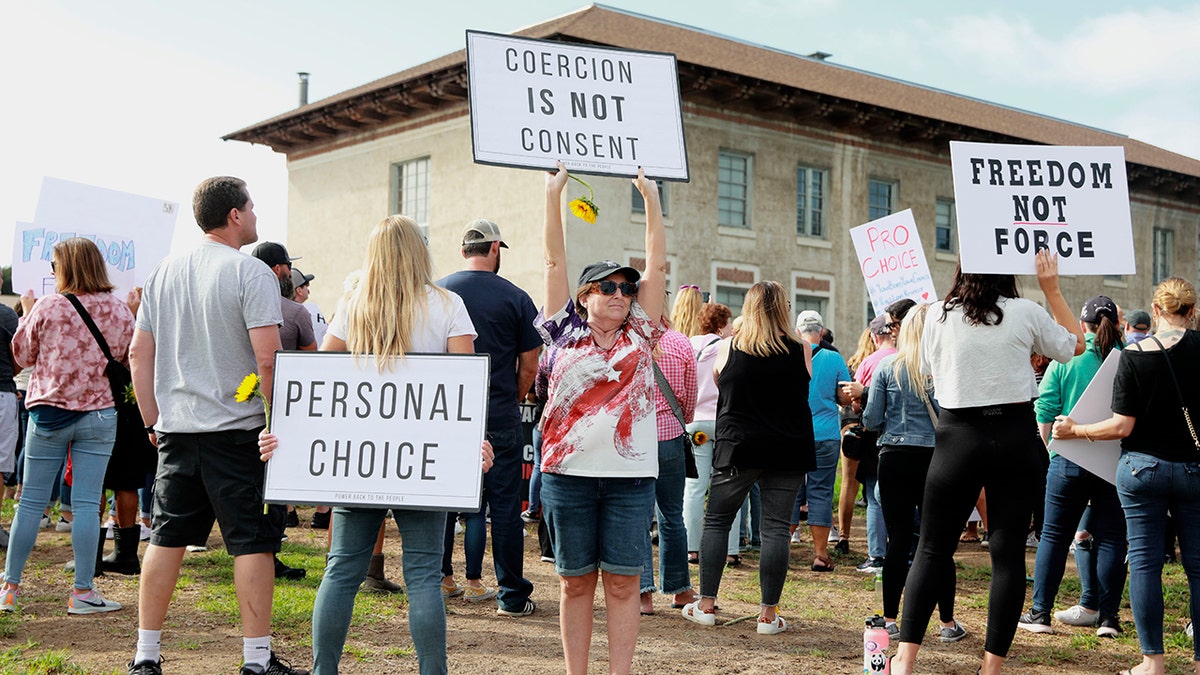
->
<box><xmin>577</xmin><ymin>260</ymin><xmax>641</xmax><ymax>287</ymax></box>
<box><xmin>1080</xmin><ymin>295</ymin><xmax>1118</xmax><ymax>324</ymax></box>
<box><xmin>252</xmin><ymin>241</ymin><xmax>299</xmax><ymax>268</ymax></box>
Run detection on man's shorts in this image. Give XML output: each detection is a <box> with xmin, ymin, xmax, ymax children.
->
<box><xmin>150</xmin><ymin>428</ymin><xmax>284</xmax><ymax>556</ymax></box>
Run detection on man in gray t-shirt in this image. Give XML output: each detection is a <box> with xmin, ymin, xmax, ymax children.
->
<box><xmin>127</xmin><ymin>177</ymin><xmax>305</xmax><ymax>675</ymax></box>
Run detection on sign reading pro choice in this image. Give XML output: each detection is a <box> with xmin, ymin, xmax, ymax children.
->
<box><xmin>264</xmin><ymin>352</ymin><xmax>490</xmax><ymax>511</ymax></box>
<box><xmin>850</xmin><ymin>209</ymin><xmax>938</xmax><ymax>310</ymax></box>
<box><xmin>950</xmin><ymin>142</ymin><xmax>1134</xmax><ymax>275</ymax></box>
<box><xmin>466</xmin><ymin>31</ymin><xmax>688</xmax><ymax>180</ymax></box>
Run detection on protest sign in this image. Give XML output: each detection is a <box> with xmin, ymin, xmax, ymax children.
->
<box><xmin>264</xmin><ymin>351</ymin><xmax>490</xmax><ymax>511</ymax></box>
<box><xmin>1047</xmin><ymin>350</ymin><xmax>1121</xmax><ymax>486</ymax></box>
<box><xmin>950</xmin><ymin>142</ymin><xmax>1134</xmax><ymax>275</ymax></box>
<box><xmin>12</xmin><ymin>178</ymin><xmax>178</xmax><ymax>298</ymax></box>
<box><xmin>466</xmin><ymin>31</ymin><xmax>688</xmax><ymax>180</ymax></box>
<box><xmin>850</xmin><ymin>209</ymin><xmax>938</xmax><ymax>310</ymax></box>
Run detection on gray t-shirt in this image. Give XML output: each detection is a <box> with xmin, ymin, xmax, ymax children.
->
<box><xmin>280</xmin><ymin>297</ymin><xmax>315</xmax><ymax>350</ymax></box>
<box><xmin>137</xmin><ymin>240</ymin><xmax>283</xmax><ymax>433</ymax></box>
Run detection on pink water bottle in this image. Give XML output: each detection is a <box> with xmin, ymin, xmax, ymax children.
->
<box><xmin>863</xmin><ymin>615</ymin><xmax>890</xmax><ymax>674</ymax></box>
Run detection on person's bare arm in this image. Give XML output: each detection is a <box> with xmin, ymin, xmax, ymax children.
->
<box><xmin>1052</xmin><ymin>413</ymin><xmax>1136</xmax><ymax>441</ymax></box>
<box><xmin>1036</xmin><ymin>250</ymin><xmax>1085</xmax><ymax>356</ymax></box>
<box><xmin>130</xmin><ymin>328</ymin><xmax>158</xmax><ymax>429</ymax></box>
<box><xmin>1039</xmin><ymin>421</ymin><xmax>1052</xmax><ymax>446</ymax></box>
<box><xmin>516</xmin><ymin>347</ymin><xmax>539</xmax><ymax>403</ymax></box>
<box><xmin>248</xmin><ymin>325</ymin><xmax>283</xmax><ymax>406</ymax></box>
<box><xmin>544</xmin><ymin>162</ymin><xmax>571</xmax><ymax>314</ymax></box>
<box><xmin>634</xmin><ymin>168</ymin><xmax>666</xmax><ymax>321</ymax></box>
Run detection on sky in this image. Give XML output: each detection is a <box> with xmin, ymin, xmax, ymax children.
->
<box><xmin>4</xmin><ymin>1</ymin><xmax>1198</xmax><ymax>266</ymax></box>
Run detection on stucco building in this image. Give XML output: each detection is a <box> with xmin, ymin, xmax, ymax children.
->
<box><xmin>226</xmin><ymin>5</ymin><xmax>1200</xmax><ymax>339</ymax></box>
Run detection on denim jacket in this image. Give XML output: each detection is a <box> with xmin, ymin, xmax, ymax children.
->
<box><xmin>861</xmin><ymin>354</ymin><xmax>939</xmax><ymax>448</ymax></box>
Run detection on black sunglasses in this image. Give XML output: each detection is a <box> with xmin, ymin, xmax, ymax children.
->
<box><xmin>885</xmin><ymin>321</ymin><xmax>900</xmax><ymax>330</ymax></box>
<box><xmin>595</xmin><ymin>280</ymin><xmax>638</xmax><ymax>296</ymax></box>
<box><xmin>50</xmin><ymin>261</ymin><xmax>56</xmax><ymax>273</ymax></box>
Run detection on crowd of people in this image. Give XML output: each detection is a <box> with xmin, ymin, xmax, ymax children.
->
<box><xmin>0</xmin><ymin>168</ymin><xmax>1198</xmax><ymax>675</ymax></box>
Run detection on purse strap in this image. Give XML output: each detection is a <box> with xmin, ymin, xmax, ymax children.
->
<box><xmin>63</xmin><ymin>293</ymin><xmax>117</xmax><ymax>364</ymax></box>
<box><xmin>653</xmin><ymin>362</ymin><xmax>689</xmax><ymax>436</ymax></box>
<box><xmin>1146</xmin><ymin>334</ymin><xmax>1200</xmax><ymax>450</ymax></box>
<box><xmin>923</xmin><ymin>394</ymin><xmax>939</xmax><ymax>427</ymax></box>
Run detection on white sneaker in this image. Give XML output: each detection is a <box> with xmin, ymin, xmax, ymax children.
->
<box><xmin>38</xmin><ymin>515</ymin><xmax>51</xmax><ymax>529</ymax></box>
<box><xmin>0</xmin><ymin>585</ymin><xmax>18</xmax><ymax>612</ymax></box>
<box><xmin>67</xmin><ymin>589</ymin><xmax>122</xmax><ymax>614</ymax></box>
<box><xmin>790</xmin><ymin>530</ymin><xmax>803</xmax><ymax>545</ymax></box>
<box><xmin>681</xmin><ymin>601</ymin><xmax>716</xmax><ymax>626</ymax></box>
<box><xmin>55</xmin><ymin>517</ymin><xmax>72</xmax><ymax>533</ymax></box>
<box><xmin>757</xmin><ymin>614</ymin><xmax>787</xmax><ymax>635</ymax></box>
<box><xmin>827</xmin><ymin>527</ymin><xmax>840</xmax><ymax>543</ymax></box>
<box><xmin>139</xmin><ymin>523</ymin><xmax>152</xmax><ymax>541</ymax></box>
<box><xmin>1054</xmin><ymin>605</ymin><xmax>1099</xmax><ymax>627</ymax></box>
<box><xmin>185</xmin><ymin>544</ymin><xmax>208</xmax><ymax>553</ymax></box>
<box><xmin>1026</xmin><ymin>532</ymin><xmax>1040</xmax><ymax>548</ymax></box>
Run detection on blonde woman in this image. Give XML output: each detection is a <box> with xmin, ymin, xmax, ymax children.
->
<box><xmin>862</xmin><ymin>304</ymin><xmax>964</xmax><ymax>642</ymax></box>
<box><xmin>670</xmin><ymin>285</ymin><xmax>704</xmax><ymax>337</ymax></box>
<box><xmin>260</xmin><ymin>215</ymin><xmax>492</xmax><ymax>675</ymax></box>
<box><xmin>682</xmin><ymin>281</ymin><xmax>814</xmax><ymax>635</ymax></box>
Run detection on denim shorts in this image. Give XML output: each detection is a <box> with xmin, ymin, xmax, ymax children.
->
<box><xmin>541</xmin><ymin>472</ymin><xmax>655</xmax><ymax>577</ymax></box>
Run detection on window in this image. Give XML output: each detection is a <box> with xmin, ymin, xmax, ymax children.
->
<box><xmin>392</xmin><ymin>157</ymin><xmax>430</xmax><ymax>236</ymax></box>
<box><xmin>718</xmin><ymin>151</ymin><xmax>752</xmax><ymax>228</ymax></box>
<box><xmin>796</xmin><ymin>166</ymin><xmax>828</xmax><ymax>238</ymax></box>
<box><xmin>631</xmin><ymin>181</ymin><xmax>669</xmax><ymax>217</ymax></box>
<box><xmin>868</xmin><ymin>179</ymin><xmax>895</xmax><ymax>221</ymax></box>
<box><xmin>792</xmin><ymin>272</ymin><xmax>833</xmax><ymax>333</ymax></box>
<box><xmin>794</xmin><ymin>294</ymin><xmax>827</xmax><ymax>319</ymax></box>
<box><xmin>714</xmin><ymin>285</ymin><xmax>749</xmax><ymax>317</ymax></box>
<box><xmin>935</xmin><ymin>199</ymin><xmax>956</xmax><ymax>253</ymax></box>
<box><xmin>1153</xmin><ymin>228</ymin><xmax>1173</xmax><ymax>284</ymax></box>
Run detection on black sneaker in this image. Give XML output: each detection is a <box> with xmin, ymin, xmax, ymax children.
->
<box><xmin>274</xmin><ymin>556</ymin><xmax>306</xmax><ymax>581</ymax></box>
<box><xmin>241</xmin><ymin>651</ymin><xmax>309</xmax><ymax>675</ymax></box>
<box><xmin>520</xmin><ymin>508</ymin><xmax>540</xmax><ymax>524</ymax></box>
<box><xmin>834</xmin><ymin>539</ymin><xmax>850</xmax><ymax>556</ymax></box>
<box><xmin>309</xmin><ymin>510</ymin><xmax>330</xmax><ymax>530</ymax></box>
<box><xmin>284</xmin><ymin>510</ymin><xmax>300</xmax><ymax>528</ymax></box>
<box><xmin>1096</xmin><ymin>615</ymin><xmax>1122</xmax><ymax>638</ymax></box>
<box><xmin>128</xmin><ymin>659</ymin><xmax>163</xmax><ymax>675</ymax></box>
<box><xmin>1018</xmin><ymin>609</ymin><xmax>1054</xmax><ymax>634</ymax></box>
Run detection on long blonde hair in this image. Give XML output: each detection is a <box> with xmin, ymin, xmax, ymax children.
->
<box><xmin>732</xmin><ymin>281</ymin><xmax>798</xmax><ymax>357</ymax></box>
<box><xmin>345</xmin><ymin>215</ymin><xmax>450</xmax><ymax>370</ymax></box>
<box><xmin>670</xmin><ymin>287</ymin><xmax>703</xmax><ymax>337</ymax></box>
<box><xmin>846</xmin><ymin>327</ymin><xmax>877</xmax><ymax>376</ymax></box>
<box><xmin>891</xmin><ymin>303</ymin><xmax>932</xmax><ymax>404</ymax></box>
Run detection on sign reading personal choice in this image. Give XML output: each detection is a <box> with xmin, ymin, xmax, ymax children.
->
<box><xmin>1047</xmin><ymin>350</ymin><xmax>1121</xmax><ymax>486</ymax></box>
<box><xmin>950</xmin><ymin>142</ymin><xmax>1134</xmax><ymax>275</ymax></box>
<box><xmin>264</xmin><ymin>352</ymin><xmax>490</xmax><ymax>511</ymax></box>
<box><xmin>466</xmin><ymin>31</ymin><xmax>689</xmax><ymax>180</ymax></box>
<box><xmin>12</xmin><ymin>178</ymin><xmax>178</xmax><ymax>298</ymax></box>
<box><xmin>850</xmin><ymin>209</ymin><xmax>938</xmax><ymax>309</ymax></box>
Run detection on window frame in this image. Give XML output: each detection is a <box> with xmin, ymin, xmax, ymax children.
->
<box><xmin>718</xmin><ymin>150</ymin><xmax>753</xmax><ymax>229</ymax></box>
<box><xmin>390</xmin><ymin>156</ymin><xmax>431</xmax><ymax>237</ymax></box>
<box><xmin>796</xmin><ymin>165</ymin><xmax>829</xmax><ymax>239</ymax></box>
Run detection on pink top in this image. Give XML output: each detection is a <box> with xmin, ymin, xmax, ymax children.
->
<box><xmin>13</xmin><ymin>293</ymin><xmax>135</xmax><ymax>411</ymax></box>
<box><xmin>654</xmin><ymin>329</ymin><xmax>696</xmax><ymax>440</ymax></box>
<box><xmin>691</xmin><ymin>333</ymin><xmax>723</xmax><ymax>420</ymax></box>
<box><xmin>854</xmin><ymin>347</ymin><xmax>897</xmax><ymax>387</ymax></box>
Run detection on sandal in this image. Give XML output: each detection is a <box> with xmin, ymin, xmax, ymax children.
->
<box><xmin>687</xmin><ymin>552</ymin><xmax>699</xmax><ymax>565</ymax></box>
<box><xmin>725</xmin><ymin>555</ymin><xmax>741</xmax><ymax>568</ymax></box>
<box><xmin>811</xmin><ymin>555</ymin><xmax>834</xmax><ymax>572</ymax></box>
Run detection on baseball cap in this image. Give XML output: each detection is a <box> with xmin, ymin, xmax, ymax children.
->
<box><xmin>291</xmin><ymin>267</ymin><xmax>314</xmax><ymax>288</ymax></box>
<box><xmin>577</xmin><ymin>260</ymin><xmax>641</xmax><ymax>287</ymax></box>
<box><xmin>252</xmin><ymin>241</ymin><xmax>299</xmax><ymax>268</ymax></box>
<box><xmin>869</xmin><ymin>313</ymin><xmax>890</xmax><ymax>335</ymax></box>
<box><xmin>462</xmin><ymin>219</ymin><xmax>508</xmax><ymax>248</ymax></box>
<box><xmin>1126</xmin><ymin>308</ymin><xmax>1151</xmax><ymax>331</ymax></box>
<box><xmin>796</xmin><ymin>310</ymin><xmax>823</xmax><ymax>330</ymax></box>
<box><xmin>1080</xmin><ymin>295</ymin><xmax>1118</xmax><ymax>324</ymax></box>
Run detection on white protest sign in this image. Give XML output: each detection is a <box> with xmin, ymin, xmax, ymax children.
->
<box><xmin>850</xmin><ymin>209</ymin><xmax>938</xmax><ymax>309</ymax></box>
<box><xmin>12</xmin><ymin>178</ymin><xmax>179</xmax><ymax>298</ymax></box>
<box><xmin>264</xmin><ymin>352</ymin><xmax>490</xmax><ymax>511</ymax></box>
<box><xmin>466</xmin><ymin>31</ymin><xmax>689</xmax><ymax>180</ymax></box>
<box><xmin>950</xmin><ymin>142</ymin><xmax>1134</xmax><ymax>275</ymax></box>
<box><xmin>1047</xmin><ymin>349</ymin><xmax>1121</xmax><ymax>485</ymax></box>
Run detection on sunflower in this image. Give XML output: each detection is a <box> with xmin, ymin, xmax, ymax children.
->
<box><xmin>124</xmin><ymin>382</ymin><xmax>137</xmax><ymax>404</ymax></box>
<box><xmin>235</xmin><ymin>373</ymin><xmax>260</xmax><ymax>403</ymax></box>
<box><xmin>567</xmin><ymin>174</ymin><xmax>599</xmax><ymax>224</ymax></box>
<box><xmin>692</xmin><ymin>430</ymin><xmax>708</xmax><ymax>446</ymax></box>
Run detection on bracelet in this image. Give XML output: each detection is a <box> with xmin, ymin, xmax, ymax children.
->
<box><xmin>144</xmin><ymin>425</ymin><xmax>156</xmax><ymax>434</ymax></box>
<box><xmin>1082</xmin><ymin>424</ymin><xmax>1094</xmax><ymax>442</ymax></box>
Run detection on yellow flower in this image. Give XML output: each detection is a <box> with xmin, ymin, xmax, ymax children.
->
<box><xmin>123</xmin><ymin>383</ymin><xmax>137</xmax><ymax>405</ymax></box>
<box><xmin>569</xmin><ymin>197</ymin><xmax>598</xmax><ymax>224</ymax></box>
<box><xmin>692</xmin><ymin>430</ymin><xmax>709</xmax><ymax>446</ymax></box>
<box><xmin>235</xmin><ymin>373</ymin><xmax>260</xmax><ymax>403</ymax></box>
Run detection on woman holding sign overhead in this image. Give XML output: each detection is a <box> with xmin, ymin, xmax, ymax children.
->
<box><xmin>890</xmin><ymin>251</ymin><xmax>1083</xmax><ymax>675</ymax></box>
<box><xmin>259</xmin><ymin>215</ymin><xmax>492</xmax><ymax>675</ymax></box>
<box><xmin>538</xmin><ymin>161</ymin><xmax>666</xmax><ymax>675</ymax></box>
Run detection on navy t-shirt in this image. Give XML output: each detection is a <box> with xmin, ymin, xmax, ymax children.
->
<box><xmin>0</xmin><ymin>304</ymin><xmax>18</xmax><ymax>393</ymax></box>
<box><xmin>438</xmin><ymin>270</ymin><xmax>541</xmax><ymax>429</ymax></box>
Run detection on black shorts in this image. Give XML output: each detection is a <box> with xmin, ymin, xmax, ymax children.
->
<box><xmin>150</xmin><ymin>428</ymin><xmax>285</xmax><ymax>556</ymax></box>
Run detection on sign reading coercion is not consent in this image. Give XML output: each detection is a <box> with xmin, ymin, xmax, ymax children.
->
<box><xmin>466</xmin><ymin>30</ymin><xmax>689</xmax><ymax>181</ymax></box>
<box><xmin>850</xmin><ymin>209</ymin><xmax>938</xmax><ymax>310</ymax></box>
<box><xmin>950</xmin><ymin>142</ymin><xmax>1134</xmax><ymax>275</ymax></box>
<box><xmin>264</xmin><ymin>352</ymin><xmax>490</xmax><ymax>511</ymax></box>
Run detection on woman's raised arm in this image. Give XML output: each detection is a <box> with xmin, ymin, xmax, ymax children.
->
<box><xmin>544</xmin><ymin>161</ymin><xmax>571</xmax><ymax>314</ymax></box>
<box><xmin>634</xmin><ymin>167</ymin><xmax>666</xmax><ymax>321</ymax></box>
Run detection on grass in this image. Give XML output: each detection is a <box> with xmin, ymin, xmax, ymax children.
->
<box><xmin>0</xmin><ymin>640</ymin><xmax>102</xmax><ymax>675</ymax></box>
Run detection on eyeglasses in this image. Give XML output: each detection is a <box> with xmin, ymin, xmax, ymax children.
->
<box><xmin>679</xmin><ymin>284</ymin><xmax>700</xmax><ymax>291</ymax></box>
<box><xmin>885</xmin><ymin>322</ymin><xmax>900</xmax><ymax>331</ymax></box>
<box><xmin>596</xmin><ymin>280</ymin><xmax>639</xmax><ymax>296</ymax></box>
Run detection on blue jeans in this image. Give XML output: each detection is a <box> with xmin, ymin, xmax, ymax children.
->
<box><xmin>480</xmin><ymin>426</ymin><xmax>533</xmax><ymax>611</ymax></box>
<box><xmin>1031</xmin><ymin>454</ymin><xmax>1126</xmax><ymax>618</ymax></box>
<box><xmin>313</xmin><ymin>507</ymin><xmax>448</xmax><ymax>675</ymax></box>
<box><xmin>542</xmin><ymin>473</ymin><xmax>655</xmax><ymax>576</ymax></box>
<box><xmin>1074</xmin><ymin>506</ymin><xmax>1098</xmax><ymax>609</ymax></box>
<box><xmin>527</xmin><ymin>426</ymin><xmax>543</xmax><ymax>514</ymax></box>
<box><xmin>641</xmin><ymin>435</ymin><xmax>692</xmax><ymax>595</ymax></box>
<box><xmin>864</xmin><ymin>476</ymin><xmax>886</xmax><ymax>559</ymax></box>
<box><xmin>442</xmin><ymin>508</ymin><xmax>486</xmax><ymax>580</ymax></box>
<box><xmin>796</xmin><ymin>439</ymin><xmax>840</xmax><ymax>528</ymax></box>
<box><xmin>4</xmin><ymin>408</ymin><xmax>116</xmax><ymax>590</ymax></box>
<box><xmin>682</xmin><ymin>420</ymin><xmax>740</xmax><ymax>555</ymax></box>
<box><xmin>1116</xmin><ymin>451</ymin><xmax>1200</xmax><ymax>659</ymax></box>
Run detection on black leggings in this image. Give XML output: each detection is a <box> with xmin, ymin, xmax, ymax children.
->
<box><xmin>877</xmin><ymin>446</ymin><xmax>954</xmax><ymax>623</ymax></box>
<box><xmin>898</xmin><ymin>403</ymin><xmax>1041</xmax><ymax>657</ymax></box>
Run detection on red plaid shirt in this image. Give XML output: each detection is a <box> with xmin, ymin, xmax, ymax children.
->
<box><xmin>654</xmin><ymin>329</ymin><xmax>697</xmax><ymax>440</ymax></box>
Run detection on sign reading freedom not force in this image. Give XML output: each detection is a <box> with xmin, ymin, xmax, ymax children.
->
<box><xmin>263</xmin><ymin>352</ymin><xmax>490</xmax><ymax>511</ymax></box>
<box><xmin>950</xmin><ymin>142</ymin><xmax>1134</xmax><ymax>275</ymax></box>
<box><xmin>466</xmin><ymin>31</ymin><xmax>689</xmax><ymax>180</ymax></box>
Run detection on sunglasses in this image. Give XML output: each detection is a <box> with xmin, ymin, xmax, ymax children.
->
<box><xmin>50</xmin><ymin>261</ymin><xmax>56</xmax><ymax>273</ymax></box>
<box><xmin>595</xmin><ymin>280</ymin><xmax>638</xmax><ymax>296</ymax></box>
<box><xmin>885</xmin><ymin>321</ymin><xmax>900</xmax><ymax>330</ymax></box>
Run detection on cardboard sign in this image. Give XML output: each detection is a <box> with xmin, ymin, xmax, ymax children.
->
<box><xmin>1047</xmin><ymin>350</ymin><xmax>1121</xmax><ymax>485</ymax></box>
<box><xmin>12</xmin><ymin>178</ymin><xmax>178</xmax><ymax>299</ymax></box>
<box><xmin>850</xmin><ymin>210</ymin><xmax>938</xmax><ymax>309</ymax></box>
<box><xmin>950</xmin><ymin>142</ymin><xmax>1134</xmax><ymax>275</ymax></box>
<box><xmin>466</xmin><ymin>31</ymin><xmax>689</xmax><ymax>181</ymax></box>
<box><xmin>264</xmin><ymin>352</ymin><xmax>490</xmax><ymax>511</ymax></box>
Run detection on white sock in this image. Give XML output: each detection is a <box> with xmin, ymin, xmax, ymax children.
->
<box><xmin>134</xmin><ymin>629</ymin><xmax>162</xmax><ymax>665</ymax></box>
<box><xmin>243</xmin><ymin>635</ymin><xmax>271</xmax><ymax>671</ymax></box>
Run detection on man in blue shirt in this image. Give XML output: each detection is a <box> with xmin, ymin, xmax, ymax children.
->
<box><xmin>438</xmin><ymin>219</ymin><xmax>541</xmax><ymax>617</ymax></box>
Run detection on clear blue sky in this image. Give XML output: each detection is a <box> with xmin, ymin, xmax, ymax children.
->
<box><xmin>4</xmin><ymin>1</ymin><xmax>1197</xmax><ymax>263</ymax></box>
